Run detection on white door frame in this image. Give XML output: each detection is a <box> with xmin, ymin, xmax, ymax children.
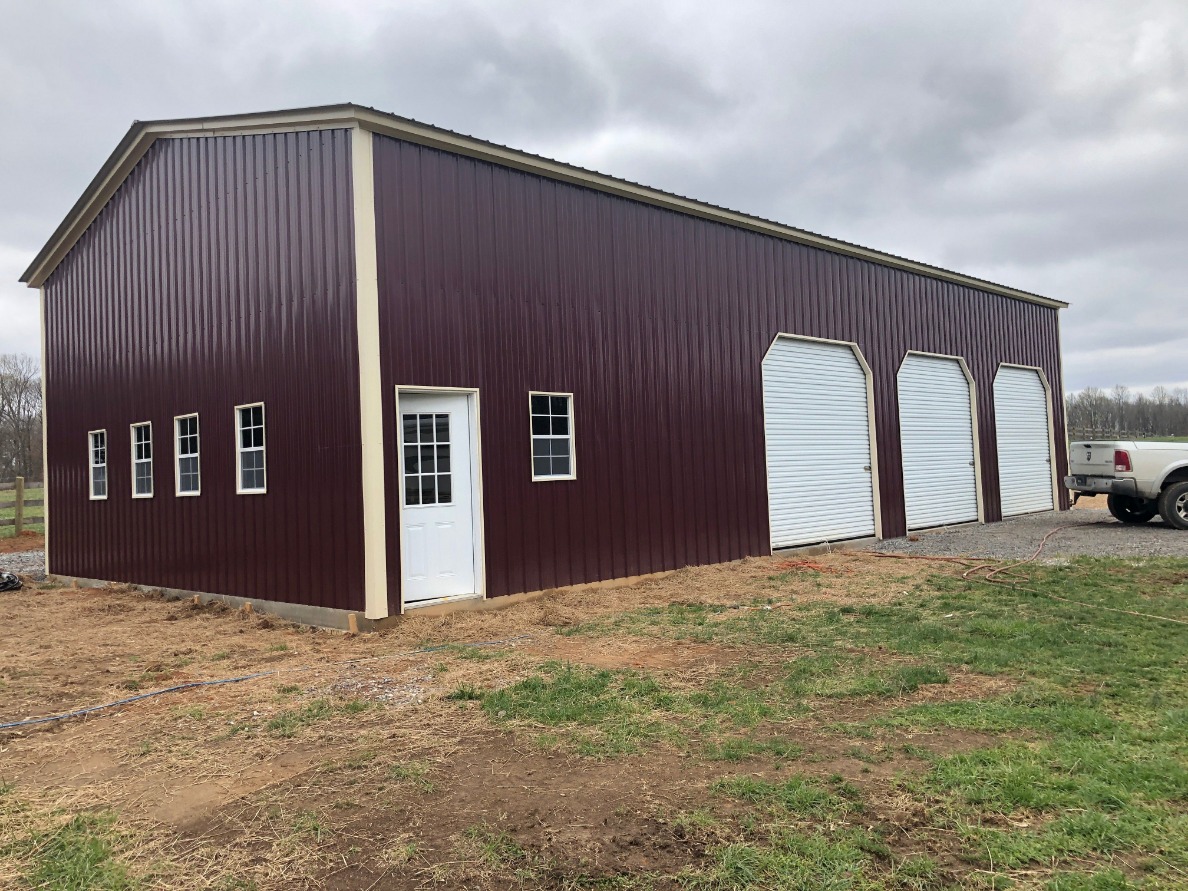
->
<box><xmin>995</xmin><ymin>363</ymin><xmax>1061</xmax><ymax>514</ymax></box>
<box><xmin>761</xmin><ymin>332</ymin><xmax>884</xmax><ymax>545</ymax></box>
<box><xmin>898</xmin><ymin>350</ymin><xmax>986</xmax><ymax>525</ymax></box>
<box><xmin>394</xmin><ymin>385</ymin><xmax>486</xmax><ymax>613</ymax></box>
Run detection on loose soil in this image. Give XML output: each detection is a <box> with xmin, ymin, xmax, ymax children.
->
<box><xmin>0</xmin><ymin>544</ymin><xmax>1171</xmax><ymax>889</ymax></box>
<box><xmin>0</xmin><ymin>530</ymin><xmax>42</xmax><ymax>554</ymax></box>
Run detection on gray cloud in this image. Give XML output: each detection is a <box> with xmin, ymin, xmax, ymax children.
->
<box><xmin>1</xmin><ymin>0</ymin><xmax>1184</xmax><ymax>394</ymax></box>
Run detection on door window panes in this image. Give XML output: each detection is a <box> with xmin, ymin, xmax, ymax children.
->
<box><xmin>403</xmin><ymin>412</ymin><xmax>452</xmax><ymax>506</ymax></box>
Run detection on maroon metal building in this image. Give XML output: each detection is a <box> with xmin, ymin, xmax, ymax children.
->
<box><xmin>23</xmin><ymin>105</ymin><xmax>1068</xmax><ymax>627</ymax></box>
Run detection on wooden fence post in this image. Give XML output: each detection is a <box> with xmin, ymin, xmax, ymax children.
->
<box><xmin>14</xmin><ymin>476</ymin><xmax>24</xmax><ymax>536</ymax></box>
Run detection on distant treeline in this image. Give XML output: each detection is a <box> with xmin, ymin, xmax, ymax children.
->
<box><xmin>1065</xmin><ymin>385</ymin><xmax>1188</xmax><ymax>441</ymax></box>
<box><xmin>0</xmin><ymin>354</ymin><xmax>42</xmax><ymax>483</ymax></box>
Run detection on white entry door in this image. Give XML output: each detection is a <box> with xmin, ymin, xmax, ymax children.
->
<box><xmin>994</xmin><ymin>367</ymin><xmax>1055</xmax><ymax>516</ymax></box>
<box><xmin>399</xmin><ymin>392</ymin><xmax>478</xmax><ymax>606</ymax></box>
<box><xmin>897</xmin><ymin>354</ymin><xmax>980</xmax><ymax>530</ymax></box>
<box><xmin>762</xmin><ymin>337</ymin><xmax>877</xmax><ymax>548</ymax></box>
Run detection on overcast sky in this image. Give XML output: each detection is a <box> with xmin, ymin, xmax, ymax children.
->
<box><xmin>1</xmin><ymin>0</ymin><xmax>1184</xmax><ymax>393</ymax></box>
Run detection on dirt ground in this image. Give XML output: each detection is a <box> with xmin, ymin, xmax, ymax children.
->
<box><xmin>2</xmin><ymin>527</ymin><xmax>1183</xmax><ymax>889</ymax></box>
<box><xmin>0</xmin><ymin>549</ymin><xmax>998</xmax><ymax>889</ymax></box>
<box><xmin>0</xmin><ymin>530</ymin><xmax>42</xmax><ymax>555</ymax></box>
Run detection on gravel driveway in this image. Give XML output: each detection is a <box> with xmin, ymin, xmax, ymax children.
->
<box><xmin>0</xmin><ymin>549</ymin><xmax>46</xmax><ymax>578</ymax></box>
<box><xmin>869</xmin><ymin>507</ymin><xmax>1188</xmax><ymax>561</ymax></box>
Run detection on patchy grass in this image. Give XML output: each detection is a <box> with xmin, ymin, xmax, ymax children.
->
<box><xmin>387</xmin><ymin>761</ymin><xmax>436</xmax><ymax>793</ymax></box>
<box><xmin>477</xmin><ymin>558</ymin><xmax>1188</xmax><ymax>887</ymax></box>
<box><xmin>482</xmin><ymin>662</ymin><xmax>680</xmax><ymax>756</ymax></box>
<box><xmin>5</xmin><ymin>554</ymin><xmax>1186</xmax><ymax>890</ymax></box>
<box><xmin>3</xmin><ymin>812</ymin><xmax>138</xmax><ymax>890</ymax></box>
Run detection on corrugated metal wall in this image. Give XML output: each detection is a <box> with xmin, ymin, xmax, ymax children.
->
<box><xmin>373</xmin><ymin>134</ymin><xmax>1068</xmax><ymax>607</ymax></box>
<box><xmin>44</xmin><ymin>130</ymin><xmax>365</xmax><ymax>610</ymax></box>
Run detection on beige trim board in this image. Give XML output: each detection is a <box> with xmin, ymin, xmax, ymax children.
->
<box><xmin>39</xmin><ymin>287</ymin><xmax>49</xmax><ymax>573</ymax></box>
<box><xmin>353</xmin><ymin>127</ymin><xmax>389</xmax><ymax>621</ymax></box>
<box><xmin>21</xmin><ymin>104</ymin><xmax>1067</xmax><ymax>311</ymax></box>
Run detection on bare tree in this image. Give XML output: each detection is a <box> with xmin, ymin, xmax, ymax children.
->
<box><xmin>1066</xmin><ymin>383</ymin><xmax>1188</xmax><ymax>440</ymax></box>
<box><xmin>0</xmin><ymin>354</ymin><xmax>42</xmax><ymax>482</ymax></box>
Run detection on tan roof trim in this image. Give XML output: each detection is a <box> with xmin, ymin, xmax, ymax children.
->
<box><xmin>21</xmin><ymin>103</ymin><xmax>1068</xmax><ymax>309</ymax></box>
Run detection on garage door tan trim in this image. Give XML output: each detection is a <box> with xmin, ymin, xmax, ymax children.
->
<box><xmin>763</xmin><ymin>333</ymin><xmax>883</xmax><ymax>541</ymax></box>
<box><xmin>899</xmin><ymin>350</ymin><xmax>985</xmax><ymax>524</ymax></box>
<box><xmin>996</xmin><ymin>363</ymin><xmax>1060</xmax><ymax>514</ymax></box>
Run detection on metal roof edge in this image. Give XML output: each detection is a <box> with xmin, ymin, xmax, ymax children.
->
<box><xmin>21</xmin><ymin>103</ymin><xmax>1069</xmax><ymax>310</ymax></box>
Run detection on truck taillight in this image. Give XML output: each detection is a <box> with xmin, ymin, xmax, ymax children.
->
<box><xmin>1114</xmin><ymin>450</ymin><xmax>1132</xmax><ymax>472</ymax></box>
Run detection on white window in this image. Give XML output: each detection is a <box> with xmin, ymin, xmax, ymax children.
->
<box><xmin>236</xmin><ymin>403</ymin><xmax>266</xmax><ymax>494</ymax></box>
<box><xmin>131</xmin><ymin>422</ymin><xmax>153</xmax><ymax>498</ymax></box>
<box><xmin>89</xmin><ymin>430</ymin><xmax>107</xmax><ymax>500</ymax></box>
<box><xmin>175</xmin><ymin>414</ymin><xmax>200</xmax><ymax>496</ymax></box>
<box><xmin>530</xmin><ymin>392</ymin><xmax>575</xmax><ymax>481</ymax></box>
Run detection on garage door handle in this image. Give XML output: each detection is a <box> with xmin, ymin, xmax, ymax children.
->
<box><xmin>863</xmin><ymin>465</ymin><xmax>871</xmax><ymax>472</ymax></box>
<box><xmin>969</xmin><ymin>461</ymin><xmax>975</xmax><ymax>466</ymax></box>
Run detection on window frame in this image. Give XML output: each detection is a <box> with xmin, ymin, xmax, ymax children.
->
<box><xmin>174</xmin><ymin>413</ymin><xmax>201</xmax><ymax>498</ymax></box>
<box><xmin>528</xmin><ymin>391</ymin><xmax>576</xmax><ymax>482</ymax></box>
<box><xmin>130</xmin><ymin>421</ymin><xmax>154</xmax><ymax>499</ymax></box>
<box><xmin>88</xmin><ymin>429</ymin><xmax>108</xmax><ymax>501</ymax></box>
<box><xmin>235</xmin><ymin>402</ymin><xmax>267</xmax><ymax>495</ymax></box>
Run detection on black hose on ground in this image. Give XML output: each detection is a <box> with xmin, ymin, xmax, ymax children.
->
<box><xmin>0</xmin><ymin>571</ymin><xmax>22</xmax><ymax>592</ymax></box>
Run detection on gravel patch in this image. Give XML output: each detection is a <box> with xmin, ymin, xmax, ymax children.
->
<box><xmin>869</xmin><ymin>508</ymin><xmax>1188</xmax><ymax>561</ymax></box>
<box><xmin>0</xmin><ymin>549</ymin><xmax>46</xmax><ymax>579</ymax></box>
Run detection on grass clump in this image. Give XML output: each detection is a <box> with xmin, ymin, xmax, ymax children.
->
<box><xmin>713</xmin><ymin>774</ymin><xmax>862</xmax><ymax>820</ymax></box>
<box><xmin>482</xmin><ymin>662</ymin><xmax>678</xmax><ymax>756</ymax></box>
<box><xmin>4</xmin><ymin>812</ymin><xmax>137</xmax><ymax>890</ymax></box>
<box><xmin>265</xmin><ymin>699</ymin><xmax>333</xmax><ymax>738</ymax></box>
<box><xmin>388</xmin><ymin>761</ymin><xmax>435</xmax><ymax>793</ymax></box>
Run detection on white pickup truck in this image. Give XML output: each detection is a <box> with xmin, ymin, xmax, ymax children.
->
<box><xmin>1065</xmin><ymin>441</ymin><xmax>1188</xmax><ymax>529</ymax></box>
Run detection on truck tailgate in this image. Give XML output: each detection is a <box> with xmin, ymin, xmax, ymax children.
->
<box><xmin>1068</xmin><ymin>442</ymin><xmax>1119</xmax><ymax>476</ymax></box>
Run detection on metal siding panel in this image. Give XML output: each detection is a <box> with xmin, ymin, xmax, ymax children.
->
<box><xmin>898</xmin><ymin>355</ymin><xmax>980</xmax><ymax>529</ymax></box>
<box><xmin>372</xmin><ymin>135</ymin><xmax>1067</xmax><ymax>600</ymax></box>
<box><xmin>994</xmin><ymin>367</ymin><xmax>1055</xmax><ymax>515</ymax></box>
<box><xmin>43</xmin><ymin>130</ymin><xmax>364</xmax><ymax>610</ymax></box>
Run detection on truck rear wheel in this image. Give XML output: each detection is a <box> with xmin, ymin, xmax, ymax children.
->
<box><xmin>1107</xmin><ymin>494</ymin><xmax>1159</xmax><ymax>524</ymax></box>
<box><xmin>1158</xmin><ymin>482</ymin><xmax>1188</xmax><ymax>530</ymax></box>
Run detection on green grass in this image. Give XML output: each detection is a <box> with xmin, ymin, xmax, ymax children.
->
<box><xmin>482</xmin><ymin>662</ymin><xmax>681</xmax><ymax>756</ymax></box>
<box><xmin>264</xmin><ymin>699</ymin><xmax>334</xmax><ymax>737</ymax></box>
<box><xmin>474</xmin><ymin>558</ymin><xmax>1188</xmax><ymax>887</ymax></box>
<box><xmin>0</xmin><ymin>485</ymin><xmax>44</xmax><ymax>537</ymax></box>
<box><xmin>387</xmin><ymin>761</ymin><xmax>436</xmax><ymax>793</ymax></box>
<box><xmin>3</xmin><ymin>812</ymin><xmax>137</xmax><ymax>890</ymax></box>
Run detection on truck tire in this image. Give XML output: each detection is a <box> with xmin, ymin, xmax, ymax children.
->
<box><xmin>1158</xmin><ymin>481</ymin><xmax>1188</xmax><ymax>530</ymax></box>
<box><xmin>1107</xmin><ymin>494</ymin><xmax>1159</xmax><ymax>524</ymax></box>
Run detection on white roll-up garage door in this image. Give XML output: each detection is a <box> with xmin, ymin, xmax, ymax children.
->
<box><xmin>762</xmin><ymin>337</ymin><xmax>876</xmax><ymax>549</ymax></box>
<box><xmin>994</xmin><ymin>367</ymin><xmax>1054</xmax><ymax>516</ymax></box>
<box><xmin>897</xmin><ymin>354</ymin><xmax>980</xmax><ymax>530</ymax></box>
